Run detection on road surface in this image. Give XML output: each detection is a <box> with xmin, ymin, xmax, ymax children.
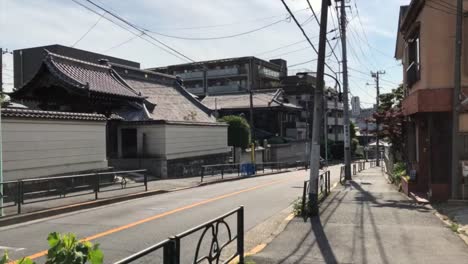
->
<box><xmin>0</xmin><ymin>165</ymin><xmax>342</xmax><ymax>263</ymax></box>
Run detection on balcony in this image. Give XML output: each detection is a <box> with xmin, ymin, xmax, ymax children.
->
<box><xmin>207</xmin><ymin>84</ymin><xmax>241</xmax><ymax>94</ymax></box>
<box><xmin>185</xmin><ymin>87</ymin><xmax>204</xmax><ymax>95</ymax></box>
<box><xmin>327</xmin><ymin>117</ymin><xmax>343</xmax><ymax>126</ymax></box>
<box><xmin>327</xmin><ymin>101</ymin><xmax>343</xmax><ymax>110</ymax></box>
<box><xmin>177</xmin><ymin>71</ymin><xmax>204</xmax><ymax>80</ymax></box>
<box><xmin>207</xmin><ymin>68</ymin><xmax>239</xmax><ymax>77</ymax></box>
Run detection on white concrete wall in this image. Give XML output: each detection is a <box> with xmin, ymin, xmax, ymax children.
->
<box><xmin>3</xmin><ymin>119</ymin><xmax>108</xmax><ymax>181</ymax></box>
<box><xmin>118</xmin><ymin>122</ymin><xmax>229</xmax><ymax>160</ymax></box>
<box><xmin>164</xmin><ymin>124</ymin><xmax>228</xmax><ymax>159</ymax></box>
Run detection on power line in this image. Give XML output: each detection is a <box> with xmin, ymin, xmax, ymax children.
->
<box><xmin>103</xmin><ymin>33</ymin><xmax>142</xmax><ymax>52</ymax></box>
<box><xmin>71</xmin><ymin>0</ymin><xmax>190</xmax><ymax>62</ymax></box>
<box><xmin>425</xmin><ymin>3</ymin><xmax>457</xmax><ymax>15</ymax></box>
<box><xmin>280</xmin><ymin>0</ymin><xmax>337</xmax><ymax>76</ymax></box>
<box><xmin>146</xmin><ymin>18</ymin><xmax>289</xmax><ymax>40</ymax></box>
<box><xmin>254</xmin><ymin>39</ymin><xmax>308</xmax><ymax>56</ymax></box>
<box><xmin>305</xmin><ymin>0</ymin><xmax>341</xmax><ymax>64</ymax></box>
<box><xmin>266</xmin><ymin>45</ymin><xmax>312</xmax><ymax>59</ymax></box>
<box><xmin>150</xmin><ymin>7</ymin><xmax>310</xmax><ymax>31</ymax></box>
<box><xmin>71</xmin><ymin>12</ymin><xmax>105</xmax><ymax>47</ymax></box>
<box><xmin>81</xmin><ymin>0</ymin><xmax>196</xmax><ymax>62</ymax></box>
<box><xmin>289</xmin><ymin>58</ymin><xmax>318</xmax><ymax>68</ymax></box>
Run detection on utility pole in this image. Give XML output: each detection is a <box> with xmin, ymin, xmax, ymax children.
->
<box><xmin>371</xmin><ymin>70</ymin><xmax>385</xmax><ymax>166</ymax></box>
<box><xmin>249</xmin><ymin>59</ymin><xmax>256</xmax><ymax>166</ymax></box>
<box><xmin>452</xmin><ymin>0</ymin><xmax>463</xmax><ymax>199</ymax></box>
<box><xmin>308</xmin><ymin>0</ymin><xmax>331</xmax><ymax>217</ymax></box>
<box><xmin>323</xmin><ymin>94</ymin><xmax>328</xmax><ymax>163</ymax></box>
<box><xmin>338</xmin><ymin>0</ymin><xmax>352</xmax><ymax>180</ymax></box>
<box><xmin>0</xmin><ymin>48</ymin><xmax>3</xmax><ymax>216</ymax></box>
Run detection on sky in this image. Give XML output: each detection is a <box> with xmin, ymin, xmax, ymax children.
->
<box><xmin>0</xmin><ymin>0</ymin><xmax>408</xmax><ymax>108</ymax></box>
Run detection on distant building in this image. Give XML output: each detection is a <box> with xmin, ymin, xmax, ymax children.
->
<box><xmin>281</xmin><ymin>74</ymin><xmax>345</xmax><ymax>142</ymax></box>
<box><xmin>13</xmin><ymin>44</ymin><xmax>140</xmax><ymax>89</ymax></box>
<box><xmin>149</xmin><ymin>57</ymin><xmax>287</xmax><ymax>96</ymax></box>
<box><xmin>351</xmin><ymin>96</ymin><xmax>361</xmax><ymax>115</ymax></box>
<box><xmin>201</xmin><ymin>89</ymin><xmax>302</xmax><ymax>140</ymax></box>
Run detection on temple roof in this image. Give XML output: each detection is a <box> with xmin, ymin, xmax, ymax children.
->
<box><xmin>1</xmin><ymin>108</ymin><xmax>107</xmax><ymax>121</ymax></box>
<box><xmin>14</xmin><ymin>51</ymin><xmax>142</xmax><ymax>99</ymax></box>
<box><xmin>113</xmin><ymin>64</ymin><xmax>215</xmax><ymax>123</ymax></box>
<box><xmin>201</xmin><ymin>89</ymin><xmax>302</xmax><ymax>111</ymax></box>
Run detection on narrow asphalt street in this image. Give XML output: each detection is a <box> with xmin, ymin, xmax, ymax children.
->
<box><xmin>0</xmin><ymin>164</ymin><xmax>342</xmax><ymax>263</ymax></box>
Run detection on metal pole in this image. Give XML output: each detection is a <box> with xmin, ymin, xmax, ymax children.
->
<box><xmin>308</xmin><ymin>0</ymin><xmax>330</xmax><ymax>217</ymax></box>
<box><xmin>452</xmin><ymin>0</ymin><xmax>463</xmax><ymax>199</ymax></box>
<box><xmin>249</xmin><ymin>59</ymin><xmax>256</xmax><ymax>167</ymax></box>
<box><xmin>0</xmin><ymin>48</ymin><xmax>3</xmax><ymax>216</ymax></box>
<box><xmin>338</xmin><ymin>0</ymin><xmax>352</xmax><ymax>180</ymax></box>
<box><xmin>372</xmin><ymin>71</ymin><xmax>384</xmax><ymax>166</ymax></box>
<box><xmin>324</xmin><ymin>95</ymin><xmax>328</xmax><ymax>164</ymax></box>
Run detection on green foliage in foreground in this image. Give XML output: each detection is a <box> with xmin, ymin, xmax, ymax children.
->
<box><xmin>1</xmin><ymin>232</ymin><xmax>103</xmax><ymax>264</ymax></box>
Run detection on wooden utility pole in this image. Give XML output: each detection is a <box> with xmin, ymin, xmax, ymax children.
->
<box><xmin>371</xmin><ymin>71</ymin><xmax>384</xmax><ymax>166</ymax></box>
<box><xmin>308</xmin><ymin>0</ymin><xmax>331</xmax><ymax>216</ymax></box>
<box><xmin>452</xmin><ymin>0</ymin><xmax>463</xmax><ymax>199</ymax></box>
<box><xmin>337</xmin><ymin>0</ymin><xmax>352</xmax><ymax>180</ymax></box>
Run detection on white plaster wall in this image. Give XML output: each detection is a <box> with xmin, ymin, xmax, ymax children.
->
<box><xmin>3</xmin><ymin>118</ymin><xmax>108</xmax><ymax>180</ymax></box>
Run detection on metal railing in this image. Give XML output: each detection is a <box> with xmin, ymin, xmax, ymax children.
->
<box><xmin>200</xmin><ymin>161</ymin><xmax>308</xmax><ymax>182</ymax></box>
<box><xmin>115</xmin><ymin>206</ymin><xmax>244</xmax><ymax>264</ymax></box>
<box><xmin>0</xmin><ymin>169</ymin><xmax>147</xmax><ymax>216</ymax></box>
<box><xmin>301</xmin><ymin>170</ymin><xmax>331</xmax><ymax>219</ymax></box>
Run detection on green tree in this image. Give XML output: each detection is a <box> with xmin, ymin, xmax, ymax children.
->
<box><xmin>219</xmin><ymin>115</ymin><xmax>251</xmax><ymax>149</ymax></box>
<box><xmin>374</xmin><ymin>84</ymin><xmax>404</xmax><ymax>159</ymax></box>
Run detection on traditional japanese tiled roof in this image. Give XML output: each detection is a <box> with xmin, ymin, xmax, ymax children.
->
<box><xmin>24</xmin><ymin>51</ymin><xmax>143</xmax><ymax>99</ymax></box>
<box><xmin>1</xmin><ymin>108</ymin><xmax>107</xmax><ymax>121</ymax></box>
<box><xmin>201</xmin><ymin>89</ymin><xmax>302</xmax><ymax>111</ymax></box>
<box><xmin>111</xmin><ymin>64</ymin><xmax>216</xmax><ymax>123</ymax></box>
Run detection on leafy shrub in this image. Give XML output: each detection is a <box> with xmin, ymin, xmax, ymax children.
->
<box><xmin>292</xmin><ymin>197</ymin><xmax>307</xmax><ymax>216</ymax></box>
<box><xmin>392</xmin><ymin>162</ymin><xmax>407</xmax><ymax>184</ymax></box>
<box><xmin>1</xmin><ymin>232</ymin><xmax>103</xmax><ymax>264</ymax></box>
<box><xmin>218</xmin><ymin>116</ymin><xmax>251</xmax><ymax>149</ymax></box>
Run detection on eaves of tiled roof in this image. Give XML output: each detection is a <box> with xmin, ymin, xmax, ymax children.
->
<box><xmin>43</xmin><ymin>51</ymin><xmax>143</xmax><ymax>99</ymax></box>
<box><xmin>1</xmin><ymin>108</ymin><xmax>107</xmax><ymax>121</ymax></box>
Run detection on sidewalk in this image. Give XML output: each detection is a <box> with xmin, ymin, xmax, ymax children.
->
<box><xmin>250</xmin><ymin>167</ymin><xmax>468</xmax><ymax>264</ymax></box>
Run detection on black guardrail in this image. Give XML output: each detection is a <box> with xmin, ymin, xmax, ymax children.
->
<box><xmin>301</xmin><ymin>170</ymin><xmax>331</xmax><ymax>220</ymax></box>
<box><xmin>115</xmin><ymin>206</ymin><xmax>244</xmax><ymax>264</ymax></box>
<box><xmin>0</xmin><ymin>169</ymin><xmax>147</xmax><ymax>216</ymax></box>
<box><xmin>200</xmin><ymin>161</ymin><xmax>309</xmax><ymax>182</ymax></box>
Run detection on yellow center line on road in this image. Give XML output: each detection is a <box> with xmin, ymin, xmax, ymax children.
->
<box><xmin>16</xmin><ymin>173</ymin><xmax>303</xmax><ymax>262</ymax></box>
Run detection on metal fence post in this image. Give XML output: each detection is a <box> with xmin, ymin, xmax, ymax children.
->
<box><xmin>94</xmin><ymin>174</ymin><xmax>99</xmax><ymax>200</ymax></box>
<box><xmin>221</xmin><ymin>167</ymin><xmax>224</xmax><ymax>179</ymax></box>
<box><xmin>17</xmin><ymin>180</ymin><xmax>22</xmax><ymax>214</ymax></box>
<box><xmin>237</xmin><ymin>206</ymin><xmax>244</xmax><ymax>264</ymax></box>
<box><xmin>144</xmin><ymin>173</ymin><xmax>148</xmax><ymax>192</ymax></box>
<box><xmin>163</xmin><ymin>240</ymin><xmax>176</xmax><ymax>264</ymax></box>
<box><xmin>201</xmin><ymin>167</ymin><xmax>205</xmax><ymax>183</ymax></box>
<box><xmin>302</xmin><ymin>181</ymin><xmax>307</xmax><ymax>218</ymax></box>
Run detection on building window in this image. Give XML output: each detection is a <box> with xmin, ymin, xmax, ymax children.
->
<box><xmin>406</xmin><ymin>26</ymin><xmax>421</xmax><ymax>88</ymax></box>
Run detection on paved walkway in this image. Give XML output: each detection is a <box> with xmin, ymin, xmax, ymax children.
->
<box><xmin>250</xmin><ymin>167</ymin><xmax>468</xmax><ymax>264</ymax></box>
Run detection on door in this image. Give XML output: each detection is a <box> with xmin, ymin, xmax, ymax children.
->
<box><xmin>121</xmin><ymin>128</ymin><xmax>137</xmax><ymax>158</ymax></box>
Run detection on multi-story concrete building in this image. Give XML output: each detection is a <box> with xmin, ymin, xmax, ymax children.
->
<box><xmin>149</xmin><ymin>57</ymin><xmax>287</xmax><ymax>96</ymax></box>
<box><xmin>351</xmin><ymin>96</ymin><xmax>361</xmax><ymax>116</ymax></box>
<box><xmin>281</xmin><ymin>74</ymin><xmax>344</xmax><ymax>142</ymax></box>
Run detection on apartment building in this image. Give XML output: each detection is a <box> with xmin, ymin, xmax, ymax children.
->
<box><xmin>149</xmin><ymin>57</ymin><xmax>287</xmax><ymax>96</ymax></box>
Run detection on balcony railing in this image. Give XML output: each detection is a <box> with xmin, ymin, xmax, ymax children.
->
<box><xmin>177</xmin><ymin>71</ymin><xmax>204</xmax><ymax>80</ymax></box>
<box><xmin>207</xmin><ymin>68</ymin><xmax>239</xmax><ymax>77</ymax></box>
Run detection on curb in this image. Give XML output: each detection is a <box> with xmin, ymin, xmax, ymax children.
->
<box><xmin>0</xmin><ymin>169</ymin><xmax>301</xmax><ymax>227</ymax></box>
